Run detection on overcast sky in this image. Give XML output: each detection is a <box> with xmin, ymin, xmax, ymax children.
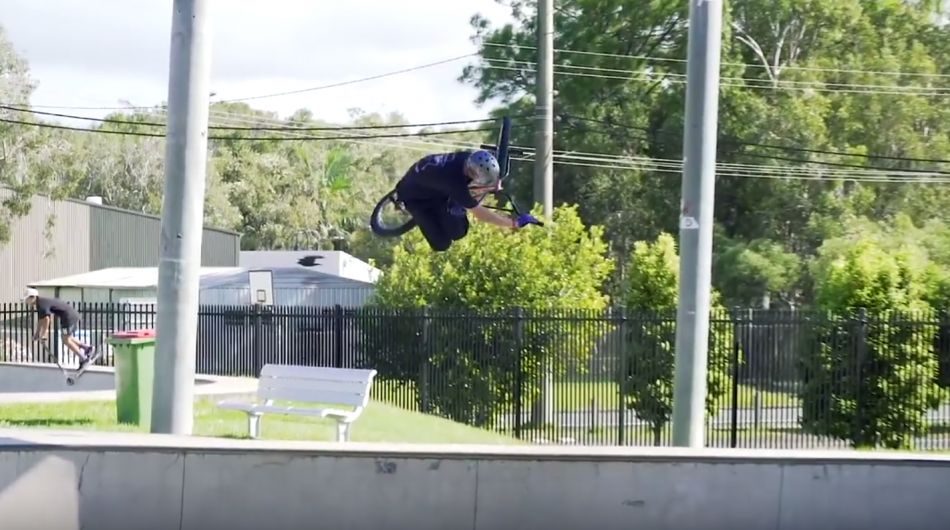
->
<box><xmin>1</xmin><ymin>0</ymin><xmax>513</xmax><ymax>124</ymax></box>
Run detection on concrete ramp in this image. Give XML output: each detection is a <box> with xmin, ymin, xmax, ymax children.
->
<box><xmin>1</xmin><ymin>429</ymin><xmax>949</xmax><ymax>530</ymax></box>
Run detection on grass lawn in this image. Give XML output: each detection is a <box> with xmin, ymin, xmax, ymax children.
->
<box><xmin>0</xmin><ymin>397</ymin><xmax>523</xmax><ymax>445</ymax></box>
<box><xmin>373</xmin><ymin>379</ymin><xmax>801</xmax><ymax>414</ymax></box>
<box><xmin>551</xmin><ymin>381</ymin><xmax>800</xmax><ymax>411</ymax></box>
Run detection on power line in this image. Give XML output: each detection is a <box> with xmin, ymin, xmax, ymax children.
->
<box><xmin>0</xmin><ymin>116</ymin><xmax>493</xmax><ymax>142</ymax></box>
<box><xmin>21</xmin><ymin>53</ymin><xmax>479</xmax><ymax>111</ymax></box>
<box><xmin>23</xmin><ymin>103</ymin><xmax>160</xmax><ymax>111</ymax></box>
<box><xmin>482</xmin><ymin>42</ymin><xmax>950</xmax><ymax>79</ymax></box>
<box><xmin>200</xmin><ymin>107</ymin><xmax>481</xmax><ymax>153</ymax></box>
<box><xmin>9</xmin><ymin>100</ymin><xmax>947</xmax><ymax>183</ymax></box>
<box><xmin>193</xmin><ymin>101</ymin><xmax>950</xmax><ymax>173</ymax></box>
<box><xmin>550</xmin><ymin>151</ymin><xmax>950</xmax><ymax>179</ymax></box>
<box><xmin>216</xmin><ymin>53</ymin><xmax>478</xmax><ymax>103</ymax></box>
<box><xmin>562</xmin><ymin>115</ymin><xmax>950</xmax><ymax>168</ymax></box>
<box><xmin>479</xmin><ymin>59</ymin><xmax>950</xmax><ymax>97</ymax></box>
<box><xmin>516</xmin><ymin>153</ymin><xmax>950</xmax><ymax>184</ymax></box>
<box><xmin>1</xmin><ymin>103</ymin><xmax>497</xmax><ymax>153</ymax></box>
<box><xmin>0</xmin><ymin>104</ymin><xmax>513</xmax><ymax>133</ymax></box>
<box><xmin>8</xmin><ymin>112</ymin><xmax>945</xmax><ymax>185</ymax></box>
<box><xmin>260</xmin><ymin>104</ymin><xmax>950</xmax><ymax>180</ymax></box>
<box><xmin>490</xmin><ymin>57</ymin><xmax>950</xmax><ymax>94</ymax></box>
<box><xmin>1</xmin><ymin>103</ymin><xmax>495</xmax><ymax>156</ymax></box>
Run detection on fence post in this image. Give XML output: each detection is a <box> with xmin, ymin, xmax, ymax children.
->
<box><xmin>50</xmin><ymin>303</ymin><xmax>62</xmax><ymax>364</ymax></box>
<box><xmin>418</xmin><ymin>306</ymin><xmax>431</xmax><ymax>413</ymax></box>
<box><xmin>252</xmin><ymin>304</ymin><xmax>263</xmax><ymax>377</ymax></box>
<box><xmin>616</xmin><ymin>307</ymin><xmax>627</xmax><ymax>446</ymax></box>
<box><xmin>513</xmin><ymin>307</ymin><xmax>525</xmax><ymax>439</ymax></box>
<box><xmin>729</xmin><ymin>307</ymin><xmax>744</xmax><ymax>448</ymax></box>
<box><xmin>854</xmin><ymin>307</ymin><xmax>868</xmax><ymax>443</ymax></box>
<box><xmin>333</xmin><ymin>304</ymin><xmax>345</xmax><ymax>368</ymax></box>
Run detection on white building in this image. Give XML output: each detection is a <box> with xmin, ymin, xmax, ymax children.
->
<box><xmin>239</xmin><ymin>250</ymin><xmax>382</xmax><ymax>284</ymax></box>
<box><xmin>28</xmin><ymin>265</ymin><xmax>376</xmax><ymax>308</ymax></box>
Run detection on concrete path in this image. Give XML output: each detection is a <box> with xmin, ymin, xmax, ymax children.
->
<box><xmin>0</xmin><ymin>362</ymin><xmax>257</xmax><ymax>404</ymax></box>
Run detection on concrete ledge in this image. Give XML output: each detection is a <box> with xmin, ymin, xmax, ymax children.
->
<box><xmin>2</xmin><ymin>428</ymin><xmax>949</xmax><ymax>464</ymax></box>
<box><xmin>1</xmin><ymin>429</ymin><xmax>949</xmax><ymax>530</ymax></box>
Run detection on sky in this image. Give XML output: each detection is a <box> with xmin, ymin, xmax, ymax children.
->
<box><xmin>1</xmin><ymin>0</ymin><xmax>514</xmax><ymax>125</ymax></box>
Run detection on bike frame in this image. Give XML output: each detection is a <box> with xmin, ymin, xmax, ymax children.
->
<box><xmin>476</xmin><ymin>116</ymin><xmax>538</xmax><ymax>221</ymax></box>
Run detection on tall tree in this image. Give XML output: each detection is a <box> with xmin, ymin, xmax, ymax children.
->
<box><xmin>0</xmin><ymin>25</ymin><xmax>44</xmax><ymax>245</ymax></box>
<box><xmin>460</xmin><ymin>0</ymin><xmax>950</xmax><ymax>306</ymax></box>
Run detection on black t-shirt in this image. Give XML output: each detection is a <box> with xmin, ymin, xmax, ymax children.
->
<box><xmin>395</xmin><ymin>151</ymin><xmax>479</xmax><ymax>208</ymax></box>
<box><xmin>35</xmin><ymin>296</ymin><xmax>80</xmax><ymax>326</ymax></box>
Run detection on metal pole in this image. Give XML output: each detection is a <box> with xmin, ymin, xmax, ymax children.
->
<box><xmin>533</xmin><ymin>0</ymin><xmax>554</xmax><ymax>219</ymax></box>
<box><xmin>151</xmin><ymin>0</ymin><xmax>213</xmax><ymax>436</ymax></box>
<box><xmin>530</xmin><ymin>0</ymin><xmax>556</xmax><ymax>428</ymax></box>
<box><xmin>671</xmin><ymin>0</ymin><xmax>723</xmax><ymax>448</ymax></box>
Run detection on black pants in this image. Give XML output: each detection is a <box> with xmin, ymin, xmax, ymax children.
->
<box><xmin>404</xmin><ymin>201</ymin><xmax>469</xmax><ymax>251</ymax></box>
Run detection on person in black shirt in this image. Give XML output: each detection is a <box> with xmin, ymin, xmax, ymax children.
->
<box><xmin>394</xmin><ymin>149</ymin><xmax>539</xmax><ymax>251</ymax></box>
<box><xmin>22</xmin><ymin>288</ymin><xmax>101</xmax><ymax>371</ymax></box>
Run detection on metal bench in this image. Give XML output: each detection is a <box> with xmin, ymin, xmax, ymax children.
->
<box><xmin>217</xmin><ymin>364</ymin><xmax>377</xmax><ymax>442</ymax></box>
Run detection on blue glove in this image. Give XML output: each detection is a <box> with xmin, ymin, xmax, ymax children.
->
<box><xmin>448</xmin><ymin>204</ymin><xmax>467</xmax><ymax>217</ymax></box>
<box><xmin>515</xmin><ymin>213</ymin><xmax>539</xmax><ymax>228</ymax></box>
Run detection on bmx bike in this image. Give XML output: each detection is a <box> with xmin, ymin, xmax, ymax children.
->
<box><xmin>368</xmin><ymin>116</ymin><xmax>542</xmax><ymax>237</ymax></box>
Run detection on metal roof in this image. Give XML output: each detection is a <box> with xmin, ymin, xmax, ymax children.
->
<box><xmin>199</xmin><ymin>266</ymin><xmax>375</xmax><ymax>289</ymax></box>
<box><xmin>27</xmin><ymin>266</ymin><xmax>375</xmax><ymax>290</ymax></box>
<box><xmin>28</xmin><ymin>267</ymin><xmax>243</xmax><ymax>289</ymax></box>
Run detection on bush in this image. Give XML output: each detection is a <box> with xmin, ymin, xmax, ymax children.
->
<box><xmin>617</xmin><ymin>233</ymin><xmax>734</xmax><ymax>445</ymax></box>
<box><xmin>803</xmin><ymin>238</ymin><xmax>942</xmax><ymax>449</ymax></box>
<box><xmin>360</xmin><ymin>204</ymin><xmax>614</xmax><ymax>428</ymax></box>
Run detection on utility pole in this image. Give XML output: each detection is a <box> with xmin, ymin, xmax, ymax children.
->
<box><xmin>530</xmin><ymin>0</ymin><xmax>555</xmax><ymax>427</ymax></box>
<box><xmin>671</xmin><ymin>0</ymin><xmax>723</xmax><ymax>448</ymax></box>
<box><xmin>533</xmin><ymin>0</ymin><xmax>554</xmax><ymax>219</ymax></box>
<box><xmin>151</xmin><ymin>0</ymin><xmax>214</xmax><ymax>436</ymax></box>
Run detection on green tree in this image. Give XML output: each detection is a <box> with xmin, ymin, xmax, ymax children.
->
<box><xmin>803</xmin><ymin>235</ymin><xmax>942</xmax><ymax>448</ymax></box>
<box><xmin>0</xmin><ymin>25</ymin><xmax>45</xmax><ymax>245</ymax></box>
<box><xmin>461</xmin><ymin>0</ymin><xmax>950</xmax><ymax>309</ymax></box>
<box><xmin>714</xmin><ymin>234</ymin><xmax>804</xmax><ymax>308</ymax></box>
<box><xmin>617</xmin><ymin>232</ymin><xmax>734</xmax><ymax>445</ymax></box>
<box><xmin>362</xmin><ymin>204</ymin><xmax>614</xmax><ymax>427</ymax></box>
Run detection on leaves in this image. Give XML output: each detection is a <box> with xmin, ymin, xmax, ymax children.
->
<box><xmin>802</xmin><ymin>226</ymin><xmax>943</xmax><ymax>448</ymax></box>
<box><xmin>364</xmin><ymin>204</ymin><xmax>615</xmax><ymax>426</ymax></box>
<box><xmin>618</xmin><ymin>233</ymin><xmax>734</xmax><ymax>441</ymax></box>
<box><xmin>461</xmin><ymin>0</ymin><xmax>950</xmax><ymax>308</ymax></box>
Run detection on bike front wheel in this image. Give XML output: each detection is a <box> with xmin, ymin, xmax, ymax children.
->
<box><xmin>369</xmin><ymin>189</ymin><xmax>417</xmax><ymax>237</ymax></box>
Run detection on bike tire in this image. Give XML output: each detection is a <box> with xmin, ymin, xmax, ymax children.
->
<box><xmin>369</xmin><ymin>189</ymin><xmax>417</xmax><ymax>237</ymax></box>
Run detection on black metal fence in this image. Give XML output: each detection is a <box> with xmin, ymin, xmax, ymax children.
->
<box><xmin>2</xmin><ymin>302</ymin><xmax>948</xmax><ymax>451</ymax></box>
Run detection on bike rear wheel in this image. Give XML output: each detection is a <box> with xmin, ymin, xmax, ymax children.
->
<box><xmin>370</xmin><ymin>189</ymin><xmax>417</xmax><ymax>237</ymax></box>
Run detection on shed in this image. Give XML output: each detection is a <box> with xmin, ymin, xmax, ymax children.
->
<box><xmin>199</xmin><ymin>267</ymin><xmax>376</xmax><ymax>307</ymax></box>
<box><xmin>27</xmin><ymin>266</ymin><xmax>376</xmax><ymax>308</ymax></box>
<box><xmin>239</xmin><ymin>250</ymin><xmax>382</xmax><ymax>284</ymax></box>
<box><xmin>0</xmin><ymin>188</ymin><xmax>240</xmax><ymax>302</ymax></box>
<box><xmin>26</xmin><ymin>266</ymin><xmax>377</xmax><ymax>372</ymax></box>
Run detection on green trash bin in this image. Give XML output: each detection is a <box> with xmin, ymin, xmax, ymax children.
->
<box><xmin>108</xmin><ymin>329</ymin><xmax>157</xmax><ymax>426</ymax></box>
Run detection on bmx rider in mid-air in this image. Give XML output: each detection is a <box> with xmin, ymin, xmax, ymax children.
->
<box><xmin>393</xmin><ymin>149</ymin><xmax>539</xmax><ymax>251</ymax></box>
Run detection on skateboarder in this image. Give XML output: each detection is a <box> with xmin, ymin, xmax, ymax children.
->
<box><xmin>22</xmin><ymin>288</ymin><xmax>101</xmax><ymax>370</ymax></box>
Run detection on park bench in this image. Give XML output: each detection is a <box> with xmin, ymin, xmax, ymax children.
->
<box><xmin>217</xmin><ymin>364</ymin><xmax>377</xmax><ymax>442</ymax></box>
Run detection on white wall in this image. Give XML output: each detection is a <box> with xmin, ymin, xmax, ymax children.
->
<box><xmin>239</xmin><ymin>250</ymin><xmax>381</xmax><ymax>283</ymax></box>
<box><xmin>2</xmin><ymin>438</ymin><xmax>949</xmax><ymax>530</ymax></box>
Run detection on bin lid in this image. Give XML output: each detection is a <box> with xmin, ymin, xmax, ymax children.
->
<box><xmin>112</xmin><ymin>329</ymin><xmax>156</xmax><ymax>339</ymax></box>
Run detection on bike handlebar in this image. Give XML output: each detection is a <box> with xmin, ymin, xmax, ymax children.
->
<box><xmin>480</xmin><ymin>144</ymin><xmax>527</xmax><ymax>157</ymax></box>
